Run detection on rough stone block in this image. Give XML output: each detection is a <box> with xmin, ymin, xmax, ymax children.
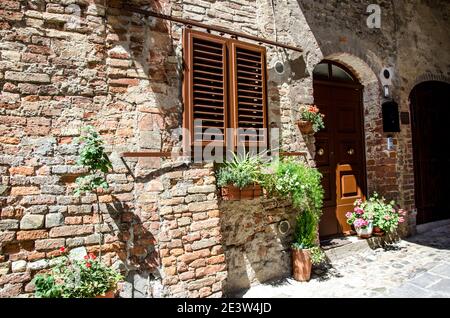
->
<box><xmin>20</xmin><ymin>214</ymin><xmax>44</xmax><ymax>230</ymax></box>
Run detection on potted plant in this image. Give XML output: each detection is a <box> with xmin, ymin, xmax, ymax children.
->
<box><xmin>297</xmin><ymin>105</ymin><xmax>325</xmax><ymax>134</ymax></box>
<box><xmin>262</xmin><ymin>158</ymin><xmax>325</xmax><ymax>282</ymax></box>
<box><xmin>363</xmin><ymin>193</ymin><xmax>407</xmax><ymax>236</ymax></box>
<box><xmin>345</xmin><ymin>199</ymin><xmax>374</xmax><ymax>238</ymax></box>
<box><xmin>216</xmin><ymin>151</ymin><xmax>263</xmax><ymax>200</ymax></box>
<box><xmin>33</xmin><ymin>247</ymin><xmax>123</xmax><ymax>298</ymax></box>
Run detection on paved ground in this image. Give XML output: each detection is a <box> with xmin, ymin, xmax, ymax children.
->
<box><xmin>241</xmin><ymin>224</ymin><xmax>450</xmax><ymax>298</ymax></box>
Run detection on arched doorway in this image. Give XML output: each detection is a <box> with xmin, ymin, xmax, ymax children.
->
<box><xmin>410</xmin><ymin>81</ymin><xmax>450</xmax><ymax>224</ymax></box>
<box><xmin>313</xmin><ymin>61</ymin><xmax>367</xmax><ymax>238</ymax></box>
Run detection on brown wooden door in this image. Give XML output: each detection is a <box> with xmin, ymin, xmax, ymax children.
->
<box><xmin>314</xmin><ymin>81</ymin><xmax>367</xmax><ymax>237</ymax></box>
<box><xmin>410</xmin><ymin>81</ymin><xmax>450</xmax><ymax>224</ymax></box>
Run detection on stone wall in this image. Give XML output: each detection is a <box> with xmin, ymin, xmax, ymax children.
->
<box><xmin>220</xmin><ymin>198</ymin><xmax>297</xmax><ymax>295</ymax></box>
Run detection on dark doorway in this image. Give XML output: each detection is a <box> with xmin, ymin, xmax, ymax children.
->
<box><xmin>410</xmin><ymin>81</ymin><xmax>450</xmax><ymax>225</ymax></box>
<box><xmin>313</xmin><ymin>61</ymin><xmax>367</xmax><ymax>238</ymax></box>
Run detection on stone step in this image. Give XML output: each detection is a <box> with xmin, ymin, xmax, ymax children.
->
<box><xmin>321</xmin><ymin>232</ymin><xmax>401</xmax><ymax>262</ymax></box>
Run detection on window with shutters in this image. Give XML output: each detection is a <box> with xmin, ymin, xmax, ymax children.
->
<box><xmin>183</xmin><ymin>29</ymin><xmax>268</xmax><ymax>150</ymax></box>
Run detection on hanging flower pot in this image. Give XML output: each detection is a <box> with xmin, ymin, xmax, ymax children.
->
<box><xmin>297</xmin><ymin>120</ymin><xmax>315</xmax><ymax>135</ymax></box>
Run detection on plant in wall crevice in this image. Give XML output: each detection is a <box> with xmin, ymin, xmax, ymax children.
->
<box><xmin>74</xmin><ymin>126</ymin><xmax>113</xmax><ymax>258</ymax></box>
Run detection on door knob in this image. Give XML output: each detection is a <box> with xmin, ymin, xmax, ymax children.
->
<box><xmin>347</xmin><ymin>148</ymin><xmax>355</xmax><ymax>155</ymax></box>
<box><xmin>317</xmin><ymin>148</ymin><xmax>325</xmax><ymax>156</ymax></box>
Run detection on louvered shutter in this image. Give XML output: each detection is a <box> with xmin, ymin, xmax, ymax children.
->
<box><xmin>229</xmin><ymin>41</ymin><xmax>267</xmax><ymax>147</ymax></box>
<box><xmin>184</xmin><ymin>30</ymin><xmax>228</xmax><ymax>146</ymax></box>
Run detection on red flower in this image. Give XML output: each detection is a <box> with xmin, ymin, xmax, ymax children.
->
<box><xmin>86</xmin><ymin>262</ymin><xmax>92</xmax><ymax>268</ymax></box>
<box><xmin>59</xmin><ymin>247</ymin><xmax>66</xmax><ymax>253</ymax></box>
<box><xmin>89</xmin><ymin>253</ymin><xmax>96</xmax><ymax>260</ymax></box>
<box><xmin>84</xmin><ymin>255</ymin><xmax>89</xmax><ymax>260</ymax></box>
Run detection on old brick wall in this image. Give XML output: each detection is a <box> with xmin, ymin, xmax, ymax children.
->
<box><xmin>220</xmin><ymin>198</ymin><xmax>297</xmax><ymax>295</ymax></box>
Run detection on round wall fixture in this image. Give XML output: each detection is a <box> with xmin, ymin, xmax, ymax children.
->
<box><xmin>278</xmin><ymin>220</ymin><xmax>290</xmax><ymax>235</ymax></box>
<box><xmin>383</xmin><ymin>69</ymin><xmax>391</xmax><ymax>79</ymax></box>
<box><xmin>274</xmin><ymin>61</ymin><xmax>285</xmax><ymax>74</ymax></box>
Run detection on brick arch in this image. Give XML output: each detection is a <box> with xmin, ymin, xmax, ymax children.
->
<box><xmin>407</xmin><ymin>73</ymin><xmax>450</xmax><ymax>97</ymax></box>
<box><xmin>311</xmin><ymin>53</ymin><xmax>392</xmax><ymax>199</ymax></box>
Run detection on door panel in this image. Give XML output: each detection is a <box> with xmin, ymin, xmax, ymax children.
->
<box><xmin>410</xmin><ymin>81</ymin><xmax>450</xmax><ymax>224</ymax></box>
<box><xmin>314</xmin><ymin>81</ymin><xmax>366</xmax><ymax>237</ymax></box>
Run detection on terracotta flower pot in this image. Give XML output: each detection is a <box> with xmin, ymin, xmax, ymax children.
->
<box><xmin>373</xmin><ymin>226</ymin><xmax>385</xmax><ymax>237</ymax></box>
<box><xmin>221</xmin><ymin>185</ymin><xmax>241</xmax><ymax>201</ymax></box>
<box><xmin>95</xmin><ymin>290</ymin><xmax>115</xmax><ymax>298</ymax></box>
<box><xmin>292</xmin><ymin>249</ymin><xmax>312</xmax><ymax>282</ymax></box>
<box><xmin>297</xmin><ymin>120</ymin><xmax>314</xmax><ymax>134</ymax></box>
<box><xmin>240</xmin><ymin>186</ymin><xmax>255</xmax><ymax>200</ymax></box>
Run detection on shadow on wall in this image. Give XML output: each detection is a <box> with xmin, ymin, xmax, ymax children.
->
<box><xmin>91</xmin><ymin>0</ymin><xmax>182</xmax><ymax>157</ymax></box>
<box><xmin>219</xmin><ymin>198</ymin><xmax>297</xmax><ymax>296</ymax></box>
<box><xmin>105</xmin><ymin>196</ymin><xmax>160</xmax><ymax>298</ymax></box>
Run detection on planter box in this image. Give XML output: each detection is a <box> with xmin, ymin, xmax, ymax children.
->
<box><xmin>292</xmin><ymin>249</ymin><xmax>312</xmax><ymax>282</ymax></box>
<box><xmin>220</xmin><ymin>184</ymin><xmax>262</xmax><ymax>201</ymax></box>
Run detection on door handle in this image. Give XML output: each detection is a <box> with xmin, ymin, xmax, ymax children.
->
<box><xmin>317</xmin><ymin>148</ymin><xmax>325</xmax><ymax>156</ymax></box>
<box><xmin>347</xmin><ymin>148</ymin><xmax>355</xmax><ymax>155</ymax></box>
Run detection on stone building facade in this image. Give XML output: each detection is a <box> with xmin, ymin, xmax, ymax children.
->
<box><xmin>0</xmin><ymin>0</ymin><xmax>449</xmax><ymax>297</ymax></box>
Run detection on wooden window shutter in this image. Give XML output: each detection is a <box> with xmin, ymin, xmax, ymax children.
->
<box><xmin>229</xmin><ymin>41</ymin><xmax>268</xmax><ymax>147</ymax></box>
<box><xmin>183</xmin><ymin>29</ymin><xmax>228</xmax><ymax>147</ymax></box>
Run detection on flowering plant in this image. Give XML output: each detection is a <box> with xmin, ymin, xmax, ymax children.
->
<box><xmin>345</xmin><ymin>199</ymin><xmax>374</xmax><ymax>229</ymax></box>
<box><xmin>33</xmin><ymin>247</ymin><xmax>123</xmax><ymax>298</ymax></box>
<box><xmin>300</xmin><ymin>105</ymin><xmax>325</xmax><ymax>133</ymax></box>
<box><xmin>363</xmin><ymin>192</ymin><xmax>406</xmax><ymax>233</ymax></box>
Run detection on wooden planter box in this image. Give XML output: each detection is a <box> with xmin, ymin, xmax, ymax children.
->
<box><xmin>220</xmin><ymin>184</ymin><xmax>262</xmax><ymax>201</ymax></box>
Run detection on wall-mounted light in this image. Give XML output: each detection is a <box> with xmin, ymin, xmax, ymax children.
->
<box><xmin>274</xmin><ymin>60</ymin><xmax>285</xmax><ymax>75</ymax></box>
<box><xmin>383</xmin><ymin>85</ymin><xmax>390</xmax><ymax>98</ymax></box>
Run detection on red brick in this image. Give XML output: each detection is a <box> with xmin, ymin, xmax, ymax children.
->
<box><xmin>0</xmin><ymin>9</ymin><xmax>23</xmax><ymax>21</ymax></box>
<box><xmin>0</xmin><ymin>272</ymin><xmax>31</xmax><ymax>286</ymax></box>
<box><xmin>9</xmin><ymin>166</ymin><xmax>34</xmax><ymax>176</ymax></box>
<box><xmin>64</xmin><ymin>216</ymin><xmax>83</xmax><ymax>225</ymax></box>
<box><xmin>16</xmin><ymin>230</ymin><xmax>48</xmax><ymax>241</ymax></box>
<box><xmin>27</xmin><ymin>251</ymin><xmax>46</xmax><ymax>261</ymax></box>
<box><xmin>28</xmin><ymin>45</ymin><xmax>52</xmax><ymax>55</ymax></box>
<box><xmin>0</xmin><ymin>136</ymin><xmax>20</xmax><ymax>144</ymax></box>
<box><xmin>109</xmin><ymin>78</ymin><xmax>139</xmax><ymax>86</ymax></box>
<box><xmin>10</xmin><ymin>186</ymin><xmax>40</xmax><ymax>196</ymax></box>
<box><xmin>49</xmin><ymin>225</ymin><xmax>93</xmax><ymax>238</ymax></box>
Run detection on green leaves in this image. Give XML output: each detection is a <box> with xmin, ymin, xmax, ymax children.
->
<box><xmin>33</xmin><ymin>255</ymin><xmax>123</xmax><ymax>298</ymax></box>
<box><xmin>216</xmin><ymin>151</ymin><xmax>264</xmax><ymax>189</ymax></box>
<box><xmin>74</xmin><ymin>126</ymin><xmax>112</xmax><ymax>196</ymax></box>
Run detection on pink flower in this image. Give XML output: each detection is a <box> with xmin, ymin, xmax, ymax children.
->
<box><xmin>398</xmin><ymin>209</ymin><xmax>407</xmax><ymax>216</ymax></box>
<box><xmin>86</xmin><ymin>262</ymin><xmax>92</xmax><ymax>268</ymax></box>
<box><xmin>384</xmin><ymin>215</ymin><xmax>391</xmax><ymax>220</ymax></box>
<box><xmin>399</xmin><ymin>217</ymin><xmax>405</xmax><ymax>223</ymax></box>
<box><xmin>354</xmin><ymin>207</ymin><xmax>364</xmax><ymax>215</ymax></box>
<box><xmin>345</xmin><ymin>212</ymin><xmax>353</xmax><ymax>219</ymax></box>
<box><xmin>355</xmin><ymin>199</ymin><xmax>363</xmax><ymax>206</ymax></box>
<box><xmin>354</xmin><ymin>219</ymin><xmax>369</xmax><ymax>228</ymax></box>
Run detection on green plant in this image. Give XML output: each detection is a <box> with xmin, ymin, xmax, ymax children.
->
<box><xmin>33</xmin><ymin>248</ymin><xmax>123</xmax><ymax>298</ymax></box>
<box><xmin>216</xmin><ymin>151</ymin><xmax>263</xmax><ymax>189</ymax></box>
<box><xmin>262</xmin><ymin>158</ymin><xmax>325</xmax><ymax>263</ymax></box>
<box><xmin>74</xmin><ymin>126</ymin><xmax>112</xmax><ymax>196</ymax></box>
<box><xmin>363</xmin><ymin>193</ymin><xmax>406</xmax><ymax>233</ymax></box>
<box><xmin>300</xmin><ymin>105</ymin><xmax>325</xmax><ymax>133</ymax></box>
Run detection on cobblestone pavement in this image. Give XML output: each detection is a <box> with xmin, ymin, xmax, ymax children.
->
<box><xmin>241</xmin><ymin>224</ymin><xmax>450</xmax><ymax>298</ymax></box>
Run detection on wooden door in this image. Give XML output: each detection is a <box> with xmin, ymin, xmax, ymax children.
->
<box><xmin>410</xmin><ymin>81</ymin><xmax>450</xmax><ymax>224</ymax></box>
<box><xmin>314</xmin><ymin>81</ymin><xmax>367</xmax><ymax>237</ymax></box>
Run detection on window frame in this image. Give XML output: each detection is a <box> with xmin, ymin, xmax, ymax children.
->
<box><xmin>182</xmin><ymin>28</ymin><xmax>268</xmax><ymax>151</ymax></box>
